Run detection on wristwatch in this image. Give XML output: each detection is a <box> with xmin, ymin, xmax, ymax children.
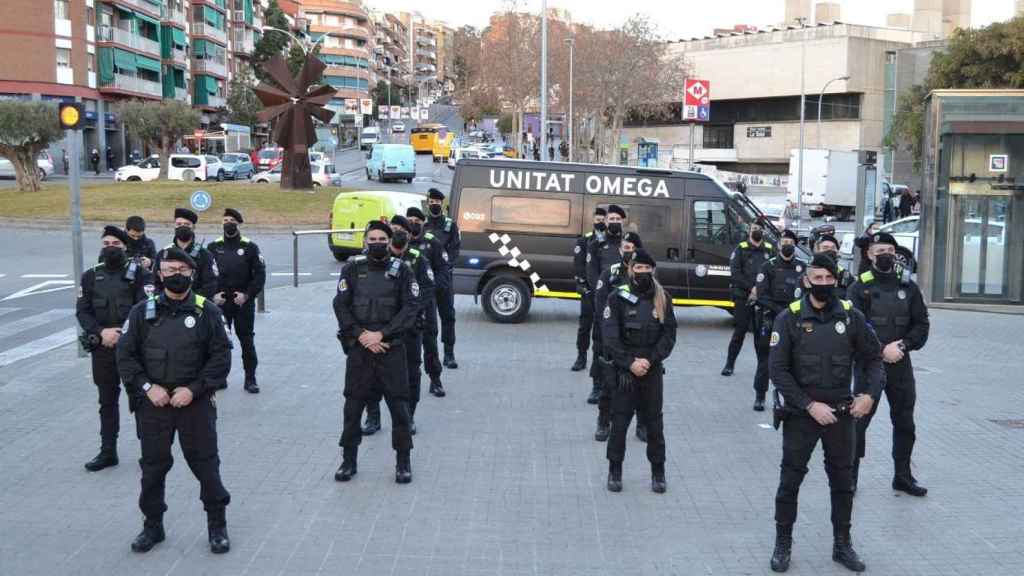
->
<box><xmin>142</xmin><ymin>382</ymin><xmax>152</xmax><ymax>392</ymax></box>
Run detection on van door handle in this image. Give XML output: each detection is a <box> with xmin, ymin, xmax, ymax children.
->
<box><xmin>667</xmin><ymin>248</ymin><xmax>679</xmax><ymax>261</ymax></box>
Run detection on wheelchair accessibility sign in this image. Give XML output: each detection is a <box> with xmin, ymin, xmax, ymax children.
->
<box><xmin>190</xmin><ymin>190</ymin><xmax>212</xmax><ymax>212</ymax></box>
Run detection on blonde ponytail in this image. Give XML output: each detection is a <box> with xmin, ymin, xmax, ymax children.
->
<box><xmin>652</xmin><ymin>276</ymin><xmax>668</xmax><ymax>323</ymax></box>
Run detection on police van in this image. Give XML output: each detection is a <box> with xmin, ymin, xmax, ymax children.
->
<box><xmin>448</xmin><ymin>159</ymin><xmax>782</xmax><ymax>323</ymax></box>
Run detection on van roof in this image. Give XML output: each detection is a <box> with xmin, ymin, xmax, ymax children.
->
<box><xmin>372</xmin><ymin>144</ymin><xmax>414</xmax><ymax>151</ymax></box>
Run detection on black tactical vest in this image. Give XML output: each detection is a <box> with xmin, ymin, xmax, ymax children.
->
<box><xmin>767</xmin><ymin>258</ymin><xmax>805</xmax><ymax>306</ymax></box>
<box><xmin>859</xmin><ymin>271</ymin><xmax>912</xmax><ymax>344</ymax></box>
<box><xmin>141</xmin><ymin>294</ymin><xmax>206</xmax><ymax>386</ymax></box>
<box><xmin>595</xmin><ymin>238</ymin><xmax>622</xmax><ymax>278</ymax></box>
<box><xmin>92</xmin><ymin>264</ymin><xmax>136</xmax><ymax>328</ymax></box>
<box><xmin>617</xmin><ymin>287</ymin><xmax>663</xmax><ymax>350</ymax></box>
<box><xmin>788</xmin><ymin>300</ymin><xmax>855</xmax><ymax>392</ymax></box>
<box><xmin>351</xmin><ymin>258</ymin><xmax>402</xmax><ymax>330</ymax></box>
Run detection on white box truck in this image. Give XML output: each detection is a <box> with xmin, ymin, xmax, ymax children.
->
<box><xmin>787</xmin><ymin>148</ymin><xmax>861</xmax><ymax>220</ymax></box>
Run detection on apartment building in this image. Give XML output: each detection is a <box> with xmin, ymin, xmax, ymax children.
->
<box><xmin>369</xmin><ymin>10</ymin><xmax>409</xmax><ymax>97</ymax></box>
<box><xmin>398</xmin><ymin>12</ymin><xmax>453</xmax><ymax>96</ymax></box>
<box><xmin>302</xmin><ymin>0</ymin><xmax>372</xmax><ymax>103</ymax></box>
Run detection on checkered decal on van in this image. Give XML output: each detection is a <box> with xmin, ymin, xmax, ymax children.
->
<box><xmin>488</xmin><ymin>232</ymin><xmax>548</xmax><ymax>292</ymax></box>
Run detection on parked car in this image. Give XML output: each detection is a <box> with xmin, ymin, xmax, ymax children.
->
<box><xmin>256</xmin><ymin>147</ymin><xmax>283</xmax><ymax>171</ymax></box>
<box><xmin>311</xmin><ymin>161</ymin><xmax>341</xmax><ymax>187</ymax></box>
<box><xmin>114</xmin><ymin>154</ymin><xmax>208</xmax><ymax>182</ymax></box>
<box><xmin>447</xmin><ymin>146</ymin><xmax>487</xmax><ymax>169</ymax></box>
<box><xmin>392</xmin><ymin>122</ymin><xmax>406</xmax><ymax>133</ymax></box>
<box><xmin>251</xmin><ymin>163</ymin><xmax>282</xmax><ymax>184</ymax></box>
<box><xmin>219</xmin><ymin>153</ymin><xmax>254</xmax><ymax>180</ymax></box>
<box><xmin>205</xmin><ymin>155</ymin><xmax>225</xmax><ymax>181</ymax></box>
<box><xmin>366</xmin><ymin>144</ymin><xmax>416</xmax><ymax>183</ymax></box>
<box><xmin>0</xmin><ymin>152</ymin><xmax>54</xmax><ymax>180</ymax></box>
<box><xmin>360</xmin><ymin>127</ymin><xmax>380</xmax><ymax>150</ymax></box>
<box><xmin>840</xmin><ymin>215</ymin><xmax>920</xmax><ymax>272</ymax></box>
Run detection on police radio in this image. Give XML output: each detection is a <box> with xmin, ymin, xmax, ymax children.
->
<box><xmin>386</xmin><ymin>258</ymin><xmax>402</xmax><ymax>279</ymax></box>
<box><xmin>145</xmin><ymin>296</ymin><xmax>157</xmax><ymax>321</ymax></box>
<box><xmin>125</xmin><ymin>257</ymin><xmax>140</xmax><ymax>282</ymax></box>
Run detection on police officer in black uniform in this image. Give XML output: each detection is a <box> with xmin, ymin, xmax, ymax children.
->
<box><xmin>586</xmin><ymin>204</ymin><xmax>627</xmax><ymax>404</ymax></box>
<box><xmin>334</xmin><ymin>221</ymin><xmax>419</xmax><ymax>484</ymax></box>
<box><xmin>723</xmin><ymin>220</ymin><xmax>773</xmax><ymax>376</ymax></box>
<box><xmin>153</xmin><ymin>208</ymin><xmax>217</xmax><ymax>297</ymax></box>
<box><xmin>593</xmin><ymin>232</ymin><xmax>642</xmax><ymax>442</ymax></box>
<box><xmin>852</xmin><ymin>222</ymin><xmax>882</xmax><ymax>275</ymax></box>
<box><xmin>424</xmin><ymin>188</ymin><xmax>460</xmax><ymax>369</ymax></box>
<box><xmin>207</xmin><ymin>208</ymin><xmax>267</xmax><ymax>394</ymax></box>
<box><xmin>813</xmin><ymin>234</ymin><xmax>855</xmax><ymax>298</ymax></box>
<box><xmin>406</xmin><ymin>206</ymin><xmax>446</xmax><ymax>397</ymax></box>
<box><xmin>848</xmin><ymin>232</ymin><xmax>930</xmax><ymax>497</ymax></box>
<box><xmin>362</xmin><ymin>215</ymin><xmax>433</xmax><ymax>436</ymax></box>
<box><xmin>602</xmin><ymin>249</ymin><xmax>677</xmax><ymax>494</ymax></box>
<box><xmin>117</xmin><ymin>247</ymin><xmax>232</xmax><ymax>555</ymax></box>
<box><xmin>752</xmin><ymin>229</ymin><xmax>805</xmax><ymax>412</ymax></box>
<box><xmin>124</xmin><ymin>215</ymin><xmax>156</xmax><ymax>271</ymax></box>
<box><xmin>571</xmin><ymin>207</ymin><xmax>606</xmax><ymax>371</ymax></box>
<box><xmin>768</xmin><ymin>253</ymin><xmax>883</xmax><ymax>573</ymax></box>
<box><xmin>76</xmin><ymin>225</ymin><xmax>152</xmax><ymax>471</ymax></box>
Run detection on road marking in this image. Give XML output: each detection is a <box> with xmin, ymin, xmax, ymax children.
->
<box><xmin>0</xmin><ymin>308</ymin><xmax>73</xmax><ymax>339</ymax></box>
<box><xmin>0</xmin><ymin>327</ymin><xmax>78</xmax><ymax>368</ymax></box>
<box><xmin>0</xmin><ymin>280</ymin><xmax>75</xmax><ymax>302</ymax></box>
<box><xmin>330</xmin><ymin>272</ymin><xmax>341</xmax><ymax>277</ymax></box>
<box><xmin>0</xmin><ymin>308</ymin><xmax>20</xmax><ymax>318</ymax></box>
<box><xmin>0</xmin><ymin>274</ymin><xmax>6</xmax><ymax>278</ymax></box>
<box><xmin>271</xmin><ymin>272</ymin><xmax>311</xmax><ymax>276</ymax></box>
<box><xmin>21</xmin><ymin>274</ymin><xmax>69</xmax><ymax>279</ymax></box>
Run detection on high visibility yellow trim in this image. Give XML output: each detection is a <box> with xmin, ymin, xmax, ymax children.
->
<box><xmin>531</xmin><ymin>291</ymin><xmax>734</xmax><ymax>308</ymax></box>
<box><xmin>534</xmin><ymin>290</ymin><xmax>581</xmax><ymax>299</ymax></box>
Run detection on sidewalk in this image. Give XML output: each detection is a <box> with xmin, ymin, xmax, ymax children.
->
<box><xmin>0</xmin><ymin>282</ymin><xmax>1022</xmax><ymax>575</ymax></box>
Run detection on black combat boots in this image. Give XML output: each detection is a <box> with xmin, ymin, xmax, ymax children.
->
<box><xmin>594</xmin><ymin>414</ymin><xmax>610</xmax><ymax>442</ymax></box>
<box><xmin>243</xmin><ymin>374</ymin><xmax>259</xmax><ymax>394</ymax></box>
<box><xmin>361</xmin><ymin>405</ymin><xmax>381</xmax><ymax>435</ymax></box>
<box><xmin>395</xmin><ymin>451</ymin><xmax>412</xmax><ymax>484</ymax></box>
<box><xmin>443</xmin><ymin>350</ymin><xmax>458</xmax><ymax>369</ymax></box>
<box><xmin>207</xmin><ymin>508</ymin><xmax>230</xmax><ymax>554</ymax></box>
<box><xmin>832</xmin><ymin>526</ymin><xmax>866</xmax><ymax>572</ymax></box>
<box><xmin>651</xmin><ymin>463</ymin><xmax>667</xmax><ymax>494</ymax></box>
<box><xmin>607</xmin><ymin>461</ymin><xmax>623</xmax><ymax>492</ymax></box>
<box><xmin>429</xmin><ymin>379</ymin><xmax>446</xmax><ymax>397</ymax></box>
<box><xmin>586</xmin><ymin>382</ymin><xmax>600</xmax><ymax>405</ymax></box>
<box><xmin>84</xmin><ymin>448</ymin><xmax>118</xmax><ymax>472</ymax></box>
<box><xmin>335</xmin><ymin>447</ymin><xmax>357</xmax><ymax>482</ymax></box>
<box><xmin>131</xmin><ymin>518</ymin><xmax>165</xmax><ymax>553</ymax></box>
<box><xmin>754</xmin><ymin>392</ymin><xmax>766</xmax><ymax>412</ymax></box>
<box><xmin>770</xmin><ymin>523</ymin><xmax>792</xmax><ymax>572</ymax></box>
<box><xmin>571</xmin><ymin>353</ymin><xmax>587</xmax><ymax>372</ymax></box>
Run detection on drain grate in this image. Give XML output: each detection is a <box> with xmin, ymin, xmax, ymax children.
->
<box><xmin>990</xmin><ymin>419</ymin><xmax>1024</xmax><ymax>429</ymax></box>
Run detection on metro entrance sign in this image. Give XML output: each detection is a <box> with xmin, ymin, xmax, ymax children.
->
<box><xmin>683</xmin><ymin>79</ymin><xmax>711</xmax><ymax>122</ymax></box>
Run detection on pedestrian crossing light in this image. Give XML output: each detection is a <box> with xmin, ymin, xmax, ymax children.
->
<box><xmin>59</xmin><ymin>103</ymin><xmax>83</xmax><ymax>130</ymax></box>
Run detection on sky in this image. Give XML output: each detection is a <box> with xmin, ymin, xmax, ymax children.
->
<box><xmin>365</xmin><ymin>0</ymin><xmax>1016</xmax><ymax>39</ymax></box>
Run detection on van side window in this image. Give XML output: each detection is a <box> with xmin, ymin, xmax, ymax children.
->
<box><xmin>596</xmin><ymin>204</ymin><xmax>671</xmax><ymax>239</ymax></box>
<box><xmin>492</xmin><ymin>196</ymin><xmax>571</xmax><ymax>227</ymax></box>
<box><xmin>693</xmin><ymin>200</ymin><xmax>736</xmax><ymax>245</ymax></box>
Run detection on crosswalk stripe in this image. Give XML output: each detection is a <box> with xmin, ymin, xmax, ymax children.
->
<box><xmin>21</xmin><ymin>274</ymin><xmax>69</xmax><ymax>279</ymax></box>
<box><xmin>0</xmin><ymin>327</ymin><xmax>78</xmax><ymax>368</ymax></box>
<box><xmin>0</xmin><ymin>309</ymin><xmax>74</xmax><ymax>340</ymax></box>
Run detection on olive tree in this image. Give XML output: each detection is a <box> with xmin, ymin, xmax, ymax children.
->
<box><xmin>0</xmin><ymin>100</ymin><xmax>63</xmax><ymax>192</ymax></box>
<box><xmin>118</xmin><ymin>100</ymin><xmax>200</xmax><ymax>179</ymax></box>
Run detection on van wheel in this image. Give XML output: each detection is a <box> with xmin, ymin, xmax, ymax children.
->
<box><xmin>216</xmin><ymin>170</ymin><xmax>224</xmax><ymax>182</ymax></box>
<box><xmin>895</xmin><ymin>246</ymin><xmax>917</xmax><ymax>273</ymax></box>
<box><xmin>182</xmin><ymin>169</ymin><xmax>194</xmax><ymax>181</ymax></box>
<box><xmin>481</xmin><ymin>275</ymin><xmax>531</xmax><ymax>324</ymax></box>
<box><xmin>127</xmin><ymin>176</ymin><xmax>141</xmax><ymax>182</ymax></box>
<box><xmin>366</xmin><ymin>168</ymin><xmax>372</xmax><ymax>180</ymax></box>
<box><xmin>331</xmin><ymin>247</ymin><xmax>347</xmax><ymax>262</ymax></box>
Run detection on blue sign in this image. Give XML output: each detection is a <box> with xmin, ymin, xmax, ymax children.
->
<box><xmin>697</xmin><ymin>106</ymin><xmax>710</xmax><ymax>121</ymax></box>
<box><xmin>190</xmin><ymin>190</ymin><xmax>212</xmax><ymax>212</ymax></box>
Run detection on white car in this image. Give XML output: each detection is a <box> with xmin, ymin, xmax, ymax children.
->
<box><xmin>0</xmin><ymin>152</ymin><xmax>54</xmax><ymax>180</ymax></box>
<box><xmin>360</xmin><ymin>127</ymin><xmax>380</xmax><ymax>150</ymax></box>
<box><xmin>252</xmin><ymin>163</ymin><xmax>281</xmax><ymax>184</ymax></box>
<box><xmin>205</xmin><ymin>155</ymin><xmax>225</xmax><ymax>181</ymax></box>
<box><xmin>840</xmin><ymin>215</ymin><xmax>920</xmax><ymax>272</ymax></box>
<box><xmin>447</xmin><ymin>146</ymin><xmax>487</xmax><ymax>169</ymax></box>
<box><xmin>311</xmin><ymin>162</ymin><xmax>341</xmax><ymax>187</ymax></box>
<box><xmin>114</xmin><ymin>154</ymin><xmax>208</xmax><ymax>182</ymax></box>
<box><xmin>392</xmin><ymin>123</ymin><xmax>406</xmax><ymax>133</ymax></box>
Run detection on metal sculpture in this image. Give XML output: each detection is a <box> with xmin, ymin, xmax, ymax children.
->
<box><xmin>255</xmin><ymin>54</ymin><xmax>335</xmax><ymax>189</ymax></box>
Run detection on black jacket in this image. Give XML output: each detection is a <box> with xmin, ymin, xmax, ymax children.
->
<box><xmin>153</xmin><ymin>240</ymin><xmax>218</xmax><ymax>297</ymax></box>
<box><xmin>207</xmin><ymin>235</ymin><xmax>267</xmax><ymax>299</ymax></box>
<box><xmin>124</xmin><ymin>235</ymin><xmax>157</xmax><ymax>263</ymax></box>
<box><xmin>333</xmin><ymin>255</ymin><xmax>418</xmax><ymax>346</ymax></box>
<box><xmin>76</xmin><ymin>262</ymin><xmax>151</xmax><ymax>335</ymax></box>
<box><xmin>425</xmin><ymin>215</ymin><xmax>461</xmax><ymax>268</ymax></box>
<box><xmin>729</xmin><ymin>240</ymin><xmax>774</xmax><ymax>298</ymax></box>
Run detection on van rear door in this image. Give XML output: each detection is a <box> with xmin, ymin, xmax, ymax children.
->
<box><xmin>332</xmin><ymin>194</ymin><xmax>384</xmax><ymax>249</ymax></box>
<box><xmin>683</xmin><ymin>178</ymin><xmax>748</xmax><ymax>305</ymax></box>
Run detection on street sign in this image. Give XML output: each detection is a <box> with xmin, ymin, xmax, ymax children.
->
<box><xmin>420</xmin><ymin>108</ymin><xmax>430</xmax><ymax>121</ymax></box>
<box><xmin>343</xmin><ymin>99</ymin><xmax>358</xmax><ymax>116</ymax></box>
<box><xmin>360</xmin><ymin>98</ymin><xmax>373</xmax><ymax>116</ymax></box>
<box><xmin>190</xmin><ymin>190</ymin><xmax>212</xmax><ymax>212</ymax></box>
<box><xmin>400</xmin><ymin>106</ymin><xmax>409</xmax><ymax>119</ymax></box>
<box><xmin>683</xmin><ymin>79</ymin><xmax>711</xmax><ymax>122</ymax></box>
<box><xmin>390</xmin><ymin>105</ymin><xmax>401</xmax><ymax>119</ymax></box>
<box><xmin>58</xmin><ymin>103</ymin><xmax>84</xmax><ymax>130</ymax></box>
<box><xmin>379</xmin><ymin>106</ymin><xmax>389</xmax><ymax>120</ymax></box>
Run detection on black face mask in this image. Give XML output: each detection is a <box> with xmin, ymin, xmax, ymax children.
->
<box><xmin>391</xmin><ymin>231</ymin><xmax>409</xmax><ymax>251</ymax></box>
<box><xmin>633</xmin><ymin>272</ymin><xmax>654</xmax><ymax>293</ymax></box>
<box><xmin>607</xmin><ymin>222</ymin><xmax>623</xmax><ymax>237</ymax></box>
<box><xmin>750</xmin><ymin>229</ymin><xmax>764</xmax><ymax>242</ymax></box>
<box><xmin>175</xmin><ymin>226</ymin><xmax>194</xmax><ymax>243</ymax></box>
<box><xmin>622</xmin><ymin>251</ymin><xmax>634</xmax><ymax>265</ymax></box>
<box><xmin>367</xmin><ymin>242</ymin><xmax>389</xmax><ymax>261</ymax></box>
<box><xmin>223</xmin><ymin>222</ymin><xmax>239</xmax><ymax>237</ymax></box>
<box><xmin>428</xmin><ymin>204</ymin><xmax>443</xmax><ymax>217</ymax></box>
<box><xmin>874</xmin><ymin>253</ymin><xmax>895</xmax><ymax>273</ymax></box>
<box><xmin>809</xmin><ymin>282</ymin><xmax>835</xmax><ymax>302</ymax></box>
<box><xmin>409</xmin><ymin>222</ymin><xmax>422</xmax><ymax>237</ymax></box>
<box><xmin>100</xmin><ymin>246</ymin><xmax>126</xmax><ymax>268</ymax></box>
<box><xmin>781</xmin><ymin>244</ymin><xmax>796</xmax><ymax>259</ymax></box>
<box><xmin>163</xmin><ymin>273</ymin><xmax>192</xmax><ymax>294</ymax></box>
<box><xmin>594</xmin><ymin>222</ymin><xmax>607</xmax><ymax>233</ymax></box>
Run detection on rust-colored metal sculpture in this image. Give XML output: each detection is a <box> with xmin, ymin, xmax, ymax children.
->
<box><xmin>255</xmin><ymin>54</ymin><xmax>335</xmax><ymax>189</ymax></box>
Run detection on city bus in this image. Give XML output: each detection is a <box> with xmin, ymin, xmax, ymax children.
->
<box><xmin>410</xmin><ymin>123</ymin><xmax>446</xmax><ymax>154</ymax></box>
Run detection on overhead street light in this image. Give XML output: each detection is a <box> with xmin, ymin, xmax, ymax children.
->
<box><xmin>818</xmin><ymin>75</ymin><xmax>851</xmax><ymax>148</ymax></box>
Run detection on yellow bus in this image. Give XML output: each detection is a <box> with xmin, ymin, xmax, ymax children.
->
<box><xmin>410</xmin><ymin>123</ymin><xmax>445</xmax><ymax>154</ymax></box>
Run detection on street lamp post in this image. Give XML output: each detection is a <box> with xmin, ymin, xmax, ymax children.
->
<box><xmin>540</xmin><ymin>0</ymin><xmax>548</xmax><ymax>162</ymax></box>
<box><xmin>817</xmin><ymin>75</ymin><xmax>850</xmax><ymax>148</ymax></box>
<box><xmin>796</xmin><ymin>17</ymin><xmax>807</xmax><ymax>233</ymax></box>
<box><xmin>565</xmin><ymin>36</ymin><xmax>574</xmax><ymax>162</ymax></box>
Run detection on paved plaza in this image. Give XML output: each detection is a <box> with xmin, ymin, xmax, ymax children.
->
<box><xmin>1</xmin><ymin>281</ymin><xmax>1022</xmax><ymax>576</ymax></box>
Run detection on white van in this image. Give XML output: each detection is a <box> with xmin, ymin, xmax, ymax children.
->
<box><xmin>360</xmin><ymin>127</ymin><xmax>380</xmax><ymax>150</ymax></box>
<box><xmin>114</xmin><ymin>154</ymin><xmax>208</xmax><ymax>182</ymax></box>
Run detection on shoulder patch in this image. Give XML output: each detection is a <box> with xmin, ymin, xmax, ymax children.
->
<box><xmin>574</xmin><ymin>245</ymin><xmax>581</xmax><ymax>254</ymax></box>
<box><xmin>789</xmin><ymin>300</ymin><xmax>802</xmax><ymax>313</ymax></box>
<box><xmin>859</xmin><ymin>270</ymin><xmax>874</xmax><ymax>283</ymax></box>
<box><xmin>770</xmin><ymin>331</ymin><xmax>780</xmax><ymax>347</ymax></box>
<box><xmin>739</xmin><ymin>241</ymin><xmax>749</xmax><ymax>249</ymax></box>
<box><xmin>338</xmin><ymin>278</ymin><xmax>348</xmax><ymax>292</ymax></box>
<box><xmin>603</xmin><ymin>305</ymin><xmax>611</xmax><ymax>319</ymax></box>
<box><xmin>840</xmin><ymin>299</ymin><xmax>852</xmax><ymax>311</ymax></box>
<box><xmin>756</xmin><ymin>272</ymin><xmax>765</xmax><ymax>282</ymax></box>
<box><xmin>410</xmin><ymin>281</ymin><xmax>420</xmax><ymax>298</ymax></box>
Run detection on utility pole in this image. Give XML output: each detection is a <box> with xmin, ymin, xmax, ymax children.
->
<box><xmin>566</xmin><ymin>36</ymin><xmax>574</xmax><ymax>162</ymax></box>
<box><xmin>540</xmin><ymin>0</ymin><xmax>548</xmax><ymax>162</ymax></box>
<box><xmin>796</xmin><ymin>16</ymin><xmax>807</xmax><ymax>233</ymax></box>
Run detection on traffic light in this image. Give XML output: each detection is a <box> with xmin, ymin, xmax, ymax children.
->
<box><xmin>58</xmin><ymin>102</ymin><xmax>84</xmax><ymax>130</ymax></box>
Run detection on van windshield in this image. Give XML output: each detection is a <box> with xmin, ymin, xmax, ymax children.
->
<box><xmin>726</xmin><ymin>189</ymin><xmax>778</xmax><ymax>236</ymax></box>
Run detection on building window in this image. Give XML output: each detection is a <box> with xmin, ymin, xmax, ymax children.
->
<box><xmin>86</xmin><ymin>6</ymin><xmax>95</xmax><ymax>25</ymax></box>
<box><xmin>56</xmin><ymin>48</ymin><xmax>72</xmax><ymax>68</ymax></box>
<box><xmin>703</xmin><ymin>125</ymin><xmax>734</xmax><ymax>149</ymax></box>
<box><xmin>54</xmin><ymin>0</ymin><xmax>70</xmax><ymax>20</ymax></box>
<box><xmin>87</xmin><ymin>53</ymin><xmax>95</xmax><ymax>72</ymax></box>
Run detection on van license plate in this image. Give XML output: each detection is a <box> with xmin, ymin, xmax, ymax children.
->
<box><xmin>337</xmin><ymin>232</ymin><xmax>353</xmax><ymax>240</ymax></box>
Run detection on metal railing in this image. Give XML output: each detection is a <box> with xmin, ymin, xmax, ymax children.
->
<box><xmin>103</xmin><ymin>73</ymin><xmax>163</xmax><ymax>97</ymax></box>
<box><xmin>192</xmin><ymin>22</ymin><xmax>227</xmax><ymax>44</ymax></box>
<box><xmin>98</xmin><ymin>26</ymin><xmax>161</xmax><ymax>56</ymax></box>
<box><xmin>291</xmin><ymin>229</ymin><xmax>360</xmax><ymax>287</ymax></box>
<box><xmin>167</xmin><ymin>7</ymin><xmax>188</xmax><ymax>27</ymax></box>
<box><xmin>173</xmin><ymin>87</ymin><xmax>190</xmax><ymax>102</ymax></box>
<box><xmin>192</xmin><ymin>56</ymin><xmax>227</xmax><ymax>76</ymax></box>
<box><xmin>169</xmin><ymin>46</ymin><xmax>189</xmax><ymax>66</ymax></box>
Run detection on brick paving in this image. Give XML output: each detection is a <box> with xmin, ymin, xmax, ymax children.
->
<box><xmin>1</xmin><ymin>282</ymin><xmax>1023</xmax><ymax>576</ymax></box>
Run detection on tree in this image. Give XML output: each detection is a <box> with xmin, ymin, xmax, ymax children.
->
<box><xmin>118</xmin><ymin>101</ymin><xmax>200</xmax><ymax>180</ymax></box>
<box><xmin>227</xmin><ymin>67</ymin><xmax>262</xmax><ymax>129</ymax></box>
<box><xmin>887</xmin><ymin>17</ymin><xmax>1024</xmax><ymax>170</ymax></box>
<box><xmin>478</xmin><ymin>1</ymin><xmax>539</xmax><ymax>153</ymax></box>
<box><xmin>252</xmin><ymin>0</ymin><xmax>291</xmax><ymax>81</ymax></box>
<box><xmin>0</xmin><ymin>100</ymin><xmax>62</xmax><ymax>192</ymax></box>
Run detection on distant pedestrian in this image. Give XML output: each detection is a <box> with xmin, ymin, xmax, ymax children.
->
<box><xmin>91</xmin><ymin>148</ymin><xmax>101</xmax><ymax>175</ymax></box>
<box><xmin>910</xmin><ymin>190</ymin><xmax>921</xmax><ymax>215</ymax></box>
<box><xmin>62</xmin><ymin>150</ymin><xmax>69</xmax><ymax>174</ymax></box>
<box><xmin>533</xmin><ymin>146</ymin><xmax>540</xmax><ymax>161</ymax></box>
<box><xmin>882</xmin><ymin>191</ymin><xmax>895</xmax><ymax>223</ymax></box>
<box><xmin>560</xmin><ymin>140</ymin><xmax>569</xmax><ymax>161</ymax></box>
<box><xmin>106</xmin><ymin>147</ymin><xmax>114</xmax><ymax>171</ymax></box>
<box><xmin>898</xmin><ymin>189</ymin><xmax>913</xmax><ymax>219</ymax></box>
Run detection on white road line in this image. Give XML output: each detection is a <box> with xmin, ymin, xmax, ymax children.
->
<box><xmin>329</xmin><ymin>272</ymin><xmax>341</xmax><ymax>277</ymax></box>
<box><xmin>270</xmin><ymin>272</ymin><xmax>311</xmax><ymax>276</ymax></box>
<box><xmin>0</xmin><ymin>327</ymin><xmax>78</xmax><ymax>368</ymax></box>
<box><xmin>0</xmin><ymin>274</ymin><xmax>6</xmax><ymax>278</ymax></box>
<box><xmin>0</xmin><ymin>308</ymin><xmax>20</xmax><ymax>318</ymax></box>
<box><xmin>0</xmin><ymin>309</ymin><xmax>74</xmax><ymax>339</ymax></box>
<box><xmin>0</xmin><ymin>280</ymin><xmax>75</xmax><ymax>302</ymax></box>
<box><xmin>21</xmin><ymin>274</ymin><xmax>69</xmax><ymax>279</ymax></box>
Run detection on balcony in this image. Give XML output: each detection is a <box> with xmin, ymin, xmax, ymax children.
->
<box><xmin>168</xmin><ymin>46</ymin><xmax>189</xmax><ymax>67</ymax></box>
<box><xmin>253</xmin><ymin>13</ymin><xmax>262</xmax><ymax>29</ymax></box>
<box><xmin>102</xmin><ymin>73</ymin><xmax>162</xmax><ymax>98</ymax></box>
<box><xmin>173</xmin><ymin>87</ymin><xmax>190</xmax><ymax>102</ymax></box>
<box><xmin>232</xmin><ymin>31</ymin><xmax>254</xmax><ymax>55</ymax></box>
<box><xmin>192</xmin><ymin>22</ymin><xmax>227</xmax><ymax>44</ymax></box>
<box><xmin>166</xmin><ymin>7</ymin><xmax>188</xmax><ymax>27</ymax></box>
<box><xmin>192</xmin><ymin>56</ymin><xmax>227</xmax><ymax>76</ymax></box>
<box><xmin>232</xmin><ymin>10</ymin><xmax>246</xmax><ymax>22</ymax></box>
<box><xmin>416</xmin><ymin>49</ymin><xmax>435</xmax><ymax>60</ymax></box>
<box><xmin>98</xmin><ymin>26</ymin><xmax>162</xmax><ymax>57</ymax></box>
<box><xmin>108</xmin><ymin>0</ymin><xmax>161</xmax><ymax>19</ymax></box>
<box><xmin>204</xmin><ymin>95</ymin><xmax>226</xmax><ymax>108</ymax></box>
